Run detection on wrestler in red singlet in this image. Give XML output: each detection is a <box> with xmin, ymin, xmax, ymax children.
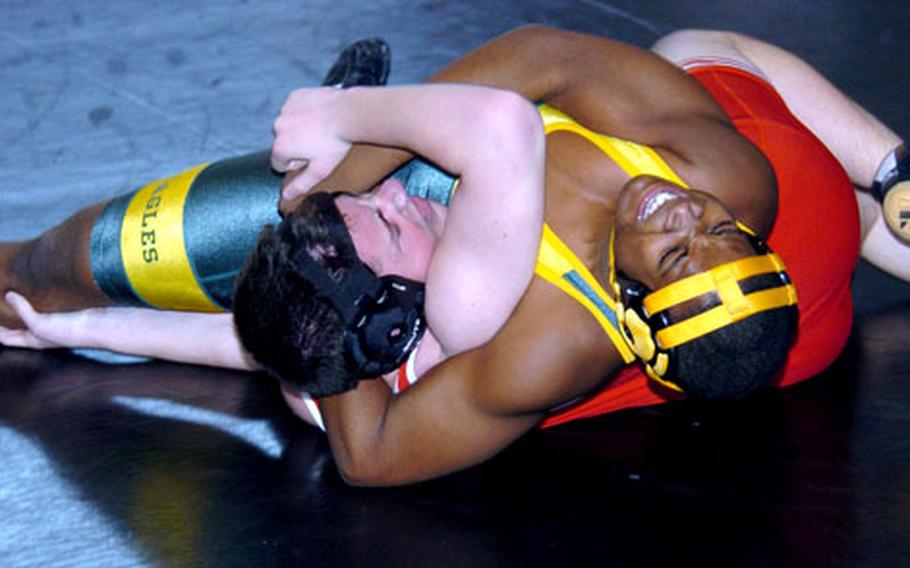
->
<box><xmin>540</xmin><ymin>64</ymin><xmax>860</xmax><ymax>428</ymax></box>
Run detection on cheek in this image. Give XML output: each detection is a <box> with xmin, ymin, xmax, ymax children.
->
<box><xmin>413</xmin><ymin>237</ymin><xmax>436</xmax><ymax>279</ymax></box>
<box><xmin>399</xmin><ymin>229</ymin><xmax>436</xmax><ymax>282</ymax></box>
<box><xmin>614</xmin><ymin>235</ymin><xmax>659</xmax><ymax>285</ymax></box>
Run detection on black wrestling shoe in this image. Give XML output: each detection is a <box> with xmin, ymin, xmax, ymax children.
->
<box><xmin>321</xmin><ymin>38</ymin><xmax>391</xmax><ymax>88</ymax></box>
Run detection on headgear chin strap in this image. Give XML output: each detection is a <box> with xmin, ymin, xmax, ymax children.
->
<box><xmin>608</xmin><ymin>222</ymin><xmax>798</xmax><ymax>392</ymax></box>
<box><xmin>290</xmin><ymin>194</ymin><xmax>427</xmax><ymax>378</ymax></box>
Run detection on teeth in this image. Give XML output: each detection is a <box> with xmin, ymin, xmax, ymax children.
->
<box><xmin>641</xmin><ymin>190</ymin><xmax>679</xmax><ymax>220</ymax></box>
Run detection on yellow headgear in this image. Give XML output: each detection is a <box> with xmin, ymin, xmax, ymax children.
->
<box><xmin>608</xmin><ymin>223</ymin><xmax>798</xmax><ymax>392</ymax></box>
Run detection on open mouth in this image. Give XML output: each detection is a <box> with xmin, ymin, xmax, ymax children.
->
<box><xmin>638</xmin><ymin>183</ymin><xmax>686</xmax><ymax>221</ymax></box>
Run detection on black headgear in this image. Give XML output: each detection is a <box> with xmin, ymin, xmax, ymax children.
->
<box><xmin>290</xmin><ymin>193</ymin><xmax>426</xmax><ymax>378</ymax></box>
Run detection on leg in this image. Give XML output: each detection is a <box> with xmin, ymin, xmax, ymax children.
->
<box><xmin>1</xmin><ymin>37</ymin><xmax>397</xmax><ymax>329</ymax></box>
<box><xmin>0</xmin><ymin>203</ymin><xmax>114</xmax><ymax>327</ymax></box>
<box><xmin>652</xmin><ymin>29</ymin><xmax>910</xmax><ymax>282</ymax></box>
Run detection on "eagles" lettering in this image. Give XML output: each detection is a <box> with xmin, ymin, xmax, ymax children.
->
<box><xmin>141</xmin><ymin>183</ymin><xmax>165</xmax><ymax>263</ymax></box>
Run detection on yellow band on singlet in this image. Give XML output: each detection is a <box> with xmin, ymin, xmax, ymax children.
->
<box><xmin>120</xmin><ymin>164</ymin><xmax>221</xmax><ymax>312</ymax></box>
<box><xmin>535</xmin><ymin>225</ymin><xmax>636</xmax><ymax>363</ymax></box>
<box><xmin>537</xmin><ymin>105</ymin><xmax>687</xmax><ymax>185</ymax></box>
<box><xmin>532</xmin><ymin>105</ymin><xmax>689</xmax><ymax>360</ymax></box>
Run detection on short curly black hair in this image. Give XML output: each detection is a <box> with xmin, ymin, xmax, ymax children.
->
<box><xmin>661</xmin><ymin>272</ymin><xmax>798</xmax><ymax>399</ymax></box>
<box><xmin>233</xmin><ymin>193</ymin><xmax>363</xmax><ymax>397</ymax></box>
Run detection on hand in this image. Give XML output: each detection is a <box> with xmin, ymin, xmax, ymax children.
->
<box><xmin>0</xmin><ymin>291</ymin><xmax>89</xmax><ymax>350</ymax></box>
<box><xmin>271</xmin><ymin>87</ymin><xmax>352</xmax><ymax>201</ymax></box>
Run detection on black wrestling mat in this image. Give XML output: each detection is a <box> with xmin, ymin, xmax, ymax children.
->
<box><xmin>2</xmin><ymin>1</ymin><xmax>909</xmax><ymax>565</ymax></box>
<box><xmin>1</xmin><ymin>303</ymin><xmax>908</xmax><ymax>565</ymax></box>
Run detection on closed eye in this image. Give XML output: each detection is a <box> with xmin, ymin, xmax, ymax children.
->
<box><xmin>708</xmin><ymin>220</ymin><xmax>738</xmax><ymax>236</ymax></box>
<box><xmin>377</xmin><ymin>210</ymin><xmax>399</xmax><ymax>240</ymax></box>
<box><xmin>659</xmin><ymin>244</ymin><xmax>688</xmax><ymax>276</ymax></box>
<box><xmin>659</xmin><ymin>246</ymin><xmax>678</xmax><ymax>270</ymax></box>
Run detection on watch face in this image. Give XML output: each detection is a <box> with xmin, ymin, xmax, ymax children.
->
<box><xmin>883</xmin><ymin>183</ymin><xmax>910</xmax><ymax>242</ymax></box>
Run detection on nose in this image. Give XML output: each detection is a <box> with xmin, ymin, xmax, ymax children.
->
<box><xmin>373</xmin><ymin>179</ymin><xmax>408</xmax><ymax>221</ymax></box>
<box><xmin>663</xmin><ymin>196</ymin><xmax>705</xmax><ymax>232</ymax></box>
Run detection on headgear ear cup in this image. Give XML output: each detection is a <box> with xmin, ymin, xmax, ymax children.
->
<box><xmin>343</xmin><ymin>274</ymin><xmax>426</xmax><ymax>377</ymax></box>
<box><xmin>289</xmin><ymin>193</ymin><xmax>427</xmax><ymax>379</ymax></box>
<box><xmin>614</xmin><ymin>277</ymin><xmax>683</xmax><ymax>392</ymax></box>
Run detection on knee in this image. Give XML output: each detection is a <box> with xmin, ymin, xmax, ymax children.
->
<box><xmin>651</xmin><ymin>29</ymin><xmax>742</xmax><ymax>64</ymax></box>
<box><xmin>653</xmin><ymin>29</ymin><xmax>715</xmax><ymax>49</ymax></box>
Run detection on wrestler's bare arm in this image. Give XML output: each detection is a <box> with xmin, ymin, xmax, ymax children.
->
<box><xmin>271</xmin><ymin>84</ymin><xmax>545</xmax><ymax>354</ymax></box>
<box><xmin>0</xmin><ymin>292</ymin><xmax>255</xmax><ymax>370</ymax></box>
<box><xmin>320</xmin><ymin>281</ymin><xmax>619</xmax><ymax>486</ymax></box>
<box><xmin>290</xmin><ymin>25</ymin><xmax>776</xmax><ymax>233</ymax></box>
<box><xmin>282</xmin><ymin>26</ymin><xmax>717</xmax><ymax>208</ymax></box>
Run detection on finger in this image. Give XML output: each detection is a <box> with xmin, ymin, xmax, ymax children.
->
<box><xmin>280</xmin><ymin>167</ymin><xmax>308</xmax><ymax>199</ymax></box>
<box><xmin>4</xmin><ymin>291</ymin><xmax>40</xmax><ymax>326</ymax></box>
<box><xmin>270</xmin><ymin>130</ymin><xmax>306</xmax><ymax>172</ymax></box>
<box><xmin>270</xmin><ymin>146</ymin><xmax>308</xmax><ymax>173</ymax></box>
<box><xmin>280</xmin><ymin>162</ymin><xmax>328</xmax><ymax>201</ymax></box>
<box><xmin>0</xmin><ymin>326</ymin><xmax>48</xmax><ymax>349</ymax></box>
<box><xmin>270</xmin><ymin>128</ymin><xmax>309</xmax><ymax>173</ymax></box>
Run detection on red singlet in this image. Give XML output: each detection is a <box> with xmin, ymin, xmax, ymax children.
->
<box><xmin>540</xmin><ymin>64</ymin><xmax>860</xmax><ymax>428</ymax></box>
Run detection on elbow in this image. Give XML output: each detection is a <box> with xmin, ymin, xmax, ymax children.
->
<box><xmin>329</xmin><ymin>434</ymin><xmax>395</xmax><ymax>487</ymax></box>
<box><xmin>479</xmin><ymin>89</ymin><xmax>545</xmax><ymax>160</ymax></box>
<box><xmin>333</xmin><ymin>442</ymin><xmax>422</xmax><ymax>487</ymax></box>
<box><xmin>336</xmin><ymin>463</ymin><xmax>376</xmax><ymax>488</ymax></box>
<box><xmin>334</xmin><ymin>454</ymin><xmax>390</xmax><ymax>488</ymax></box>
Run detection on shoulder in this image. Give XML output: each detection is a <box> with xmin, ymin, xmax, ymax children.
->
<box><xmin>468</xmin><ymin>277</ymin><xmax>626</xmax><ymax>415</ymax></box>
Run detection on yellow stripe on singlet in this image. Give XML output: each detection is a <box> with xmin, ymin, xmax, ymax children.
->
<box><xmin>535</xmin><ymin>225</ymin><xmax>636</xmax><ymax>363</ymax></box>
<box><xmin>120</xmin><ymin>164</ymin><xmax>221</xmax><ymax>312</ymax></box>
<box><xmin>532</xmin><ymin>105</ymin><xmax>692</xmax><ymax>362</ymax></box>
<box><xmin>537</xmin><ymin>105</ymin><xmax>688</xmax><ymax>186</ymax></box>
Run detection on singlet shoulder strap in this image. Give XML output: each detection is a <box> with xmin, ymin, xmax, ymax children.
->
<box><xmin>537</xmin><ymin>104</ymin><xmax>688</xmax><ymax>187</ymax></box>
<box><xmin>534</xmin><ymin>224</ymin><xmax>636</xmax><ymax>363</ymax></box>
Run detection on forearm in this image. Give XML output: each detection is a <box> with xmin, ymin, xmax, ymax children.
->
<box><xmin>86</xmin><ymin>309</ymin><xmax>255</xmax><ymax>369</ymax></box>
<box><xmin>328</xmin><ymin>85</ymin><xmax>537</xmax><ymax>174</ymax></box>
<box><xmin>317</xmin><ymin>294</ymin><xmax>599</xmax><ymax>487</ymax></box>
<box><xmin>2</xmin><ymin>295</ymin><xmax>257</xmax><ymax>370</ymax></box>
<box><xmin>321</xmin><ymin>372</ymin><xmax>540</xmax><ymax>487</ymax></box>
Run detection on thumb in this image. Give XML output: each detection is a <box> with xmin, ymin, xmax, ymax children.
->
<box><xmin>4</xmin><ymin>291</ymin><xmax>39</xmax><ymax>327</ymax></box>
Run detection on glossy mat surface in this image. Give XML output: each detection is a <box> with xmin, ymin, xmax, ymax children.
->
<box><xmin>1</xmin><ymin>2</ymin><xmax>908</xmax><ymax>565</ymax></box>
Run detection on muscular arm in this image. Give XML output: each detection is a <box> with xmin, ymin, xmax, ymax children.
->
<box><xmin>288</xmin><ymin>25</ymin><xmax>774</xmax><ymax>232</ymax></box>
<box><xmin>320</xmin><ymin>282</ymin><xmax>621</xmax><ymax>486</ymax></box>
<box><xmin>273</xmin><ymin>84</ymin><xmax>546</xmax><ymax>354</ymax></box>
<box><xmin>284</xmin><ymin>26</ymin><xmax>702</xmax><ymax>209</ymax></box>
